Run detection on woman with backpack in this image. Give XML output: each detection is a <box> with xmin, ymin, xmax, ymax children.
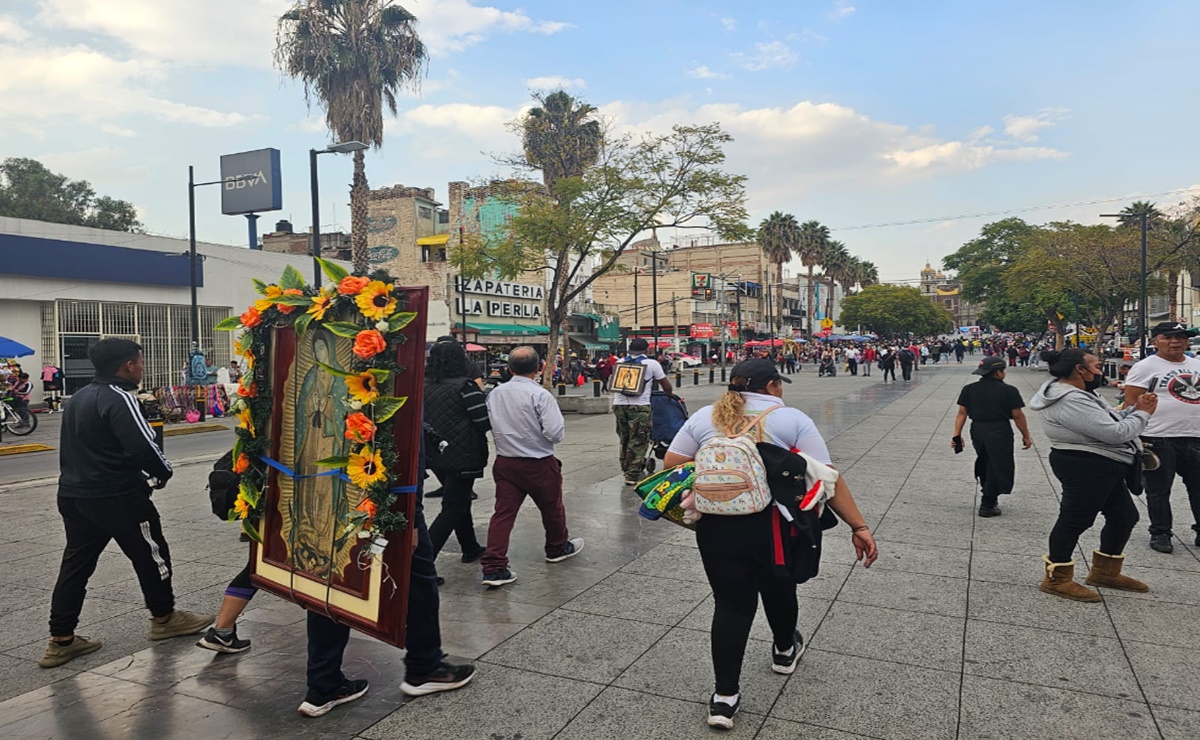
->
<box><xmin>424</xmin><ymin>342</ymin><xmax>490</xmax><ymax>565</ymax></box>
<box><xmin>663</xmin><ymin>359</ymin><xmax>879</xmax><ymax>730</ymax></box>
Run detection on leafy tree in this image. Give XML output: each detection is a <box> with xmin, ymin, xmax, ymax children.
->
<box><xmin>275</xmin><ymin>0</ymin><xmax>427</xmax><ymax>272</ymax></box>
<box><xmin>796</xmin><ymin>220</ymin><xmax>830</xmax><ymax>334</ymax></box>
<box><xmin>457</xmin><ymin>122</ymin><xmax>748</xmax><ymax>386</ymax></box>
<box><xmin>839</xmin><ymin>283</ymin><xmax>954</xmax><ymax>337</ymax></box>
<box><xmin>518</xmin><ymin>91</ymin><xmax>603</xmax><ymax>192</ymax></box>
<box><xmin>0</xmin><ymin>158</ymin><xmax>141</xmax><ymax>232</ymax></box>
<box><xmin>942</xmin><ymin>218</ymin><xmax>1034</xmax><ymax>306</ymax></box>
<box><xmin>757</xmin><ymin>211</ymin><xmax>799</xmax><ymax>339</ymax></box>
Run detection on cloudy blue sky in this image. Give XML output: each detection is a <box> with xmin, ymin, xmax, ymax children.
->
<box><xmin>2</xmin><ymin>0</ymin><xmax>1198</xmax><ymax>283</ymax></box>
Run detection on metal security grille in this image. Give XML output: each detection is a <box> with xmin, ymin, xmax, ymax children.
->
<box><xmin>53</xmin><ymin>300</ymin><xmax>233</xmax><ymax>392</ymax></box>
<box><xmin>40</xmin><ymin>303</ymin><xmax>57</xmax><ymax>365</ymax></box>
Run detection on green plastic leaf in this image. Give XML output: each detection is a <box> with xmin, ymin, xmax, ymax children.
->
<box><xmin>231</xmin><ymin>438</ymin><xmax>243</xmax><ymax>463</ymax></box>
<box><xmin>293</xmin><ymin>312</ymin><xmax>314</xmax><ymax>338</ymax></box>
<box><xmin>316</xmin><ymin>361</ymin><xmax>355</xmax><ymax>378</ymax></box>
<box><xmin>387</xmin><ymin>312</ymin><xmax>418</xmax><ymax>333</ymax></box>
<box><xmin>239</xmin><ymin>481</ymin><xmax>261</xmax><ymax>509</ymax></box>
<box><xmin>371</xmin><ymin>396</ymin><xmax>408</xmax><ymax>424</ymax></box>
<box><xmin>323</xmin><ymin>321</ymin><xmax>364</xmax><ymax>338</ymax></box>
<box><xmin>272</xmin><ymin>295</ymin><xmax>313</xmax><ymax>307</ymax></box>
<box><xmin>279</xmin><ymin>265</ymin><xmax>306</xmax><ymax>291</ymax></box>
<box><xmin>313</xmin><ymin>455</ymin><xmax>350</xmax><ymax>468</ymax></box>
<box><xmin>214</xmin><ymin>316</ymin><xmax>241</xmax><ymax>331</ymax></box>
<box><xmin>318</xmin><ymin>257</ymin><xmax>350</xmax><ymax>284</ymax></box>
<box><xmin>238</xmin><ymin>331</ymin><xmax>254</xmax><ymax>353</ymax></box>
<box><xmin>252</xmin><ymin>278</ymin><xmax>268</xmax><ymax>295</ymax></box>
<box><xmin>241</xmin><ymin>518</ymin><xmax>263</xmax><ymax>543</ymax></box>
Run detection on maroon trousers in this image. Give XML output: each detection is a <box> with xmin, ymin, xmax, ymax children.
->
<box><xmin>482</xmin><ymin>456</ymin><xmax>569</xmax><ymax>572</ymax></box>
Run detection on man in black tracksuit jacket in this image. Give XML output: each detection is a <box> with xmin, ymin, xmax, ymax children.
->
<box><xmin>40</xmin><ymin>338</ymin><xmax>213</xmax><ymax>668</ymax></box>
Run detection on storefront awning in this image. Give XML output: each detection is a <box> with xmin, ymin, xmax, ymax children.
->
<box><xmin>568</xmin><ymin>334</ymin><xmax>611</xmax><ymax>351</ymax></box>
<box><xmin>520</xmin><ymin>324</ymin><xmax>551</xmax><ymax>335</ymax></box>
<box><xmin>463</xmin><ymin>322</ymin><xmax>540</xmax><ymax>336</ymax></box>
<box><xmin>416</xmin><ymin>234</ymin><xmax>450</xmax><ymax>246</ymax></box>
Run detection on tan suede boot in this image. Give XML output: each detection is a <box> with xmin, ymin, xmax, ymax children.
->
<box><xmin>1085</xmin><ymin>551</ymin><xmax>1149</xmax><ymax>592</ymax></box>
<box><xmin>1039</xmin><ymin>555</ymin><xmax>1101</xmax><ymax>602</ymax></box>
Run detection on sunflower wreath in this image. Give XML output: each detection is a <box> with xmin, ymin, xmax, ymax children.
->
<box><xmin>216</xmin><ymin>258</ymin><xmax>416</xmax><ymax>544</ymax></box>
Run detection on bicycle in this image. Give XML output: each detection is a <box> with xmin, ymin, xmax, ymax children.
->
<box><xmin>0</xmin><ymin>397</ymin><xmax>37</xmax><ymax>436</ymax></box>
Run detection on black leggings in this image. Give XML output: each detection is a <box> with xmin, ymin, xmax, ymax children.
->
<box><xmin>696</xmin><ymin>510</ymin><xmax>797</xmax><ymax>695</ymax></box>
<box><xmin>1048</xmin><ymin>450</ymin><xmax>1140</xmax><ymax>562</ymax></box>
<box><xmin>428</xmin><ymin>473</ymin><xmax>481</xmax><ymax>555</ymax></box>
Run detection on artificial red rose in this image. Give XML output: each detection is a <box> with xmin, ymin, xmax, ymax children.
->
<box><xmin>338</xmin><ymin>275</ymin><xmax>372</xmax><ymax>295</ymax></box>
<box><xmin>353</xmin><ymin>329</ymin><xmax>387</xmax><ymax>359</ymax></box>
<box><xmin>277</xmin><ymin>288</ymin><xmax>305</xmax><ymax>314</ymax></box>
<box><xmin>233</xmin><ymin>453</ymin><xmax>250</xmax><ymax>474</ymax></box>
<box><xmin>344</xmin><ymin>412</ymin><xmax>377</xmax><ymax>442</ymax></box>
<box><xmin>240</xmin><ymin>307</ymin><xmax>262</xmax><ymax>328</ymax></box>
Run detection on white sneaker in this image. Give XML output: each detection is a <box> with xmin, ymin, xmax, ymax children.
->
<box><xmin>546</xmin><ymin>538</ymin><xmax>584</xmax><ymax>563</ymax></box>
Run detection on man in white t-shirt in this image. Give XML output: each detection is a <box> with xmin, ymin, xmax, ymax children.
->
<box><xmin>613</xmin><ymin>338</ymin><xmax>673</xmax><ymax>485</ymax></box>
<box><xmin>1124</xmin><ymin>321</ymin><xmax>1200</xmax><ymax>553</ymax></box>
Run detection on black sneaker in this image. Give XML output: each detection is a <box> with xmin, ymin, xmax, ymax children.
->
<box><xmin>546</xmin><ymin>537</ymin><xmax>584</xmax><ymax>563</ymax></box>
<box><xmin>297</xmin><ymin>678</ymin><xmax>369</xmax><ymax>717</ymax></box>
<box><xmin>771</xmin><ymin>630</ymin><xmax>806</xmax><ymax>675</ymax></box>
<box><xmin>461</xmin><ymin>547</ymin><xmax>486</xmax><ymax>564</ymax></box>
<box><xmin>706</xmin><ymin>694</ymin><xmax>740</xmax><ymax>729</ymax></box>
<box><xmin>1195</xmin><ymin>532</ymin><xmax>1200</xmax><ymax>547</ymax></box>
<box><xmin>1150</xmin><ymin>534</ymin><xmax>1174</xmax><ymax>554</ymax></box>
<box><xmin>400</xmin><ymin>661</ymin><xmax>476</xmax><ymax>697</ymax></box>
<box><xmin>978</xmin><ymin>505</ymin><xmax>1001</xmax><ymax>518</ymax></box>
<box><xmin>482</xmin><ymin>569</ymin><xmax>517</xmax><ymax>587</ymax></box>
<box><xmin>196</xmin><ymin>627</ymin><xmax>251</xmax><ymax>654</ymax></box>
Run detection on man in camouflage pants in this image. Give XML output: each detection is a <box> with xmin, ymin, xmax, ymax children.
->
<box><xmin>612</xmin><ymin>338</ymin><xmax>673</xmax><ymax>486</ymax></box>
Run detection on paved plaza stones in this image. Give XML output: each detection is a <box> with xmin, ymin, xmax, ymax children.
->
<box><xmin>1</xmin><ymin>362</ymin><xmax>1199</xmax><ymax>739</ymax></box>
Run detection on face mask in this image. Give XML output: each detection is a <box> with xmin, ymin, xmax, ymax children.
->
<box><xmin>1082</xmin><ymin>367</ymin><xmax>1104</xmax><ymax>392</ymax></box>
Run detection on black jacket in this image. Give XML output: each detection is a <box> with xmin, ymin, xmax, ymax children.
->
<box><xmin>58</xmin><ymin>375</ymin><xmax>173</xmax><ymax>498</ymax></box>
<box><xmin>423</xmin><ymin>377</ymin><xmax>490</xmax><ymax>477</ymax></box>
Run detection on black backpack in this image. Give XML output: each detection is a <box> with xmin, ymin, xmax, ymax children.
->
<box><xmin>208</xmin><ymin>451</ymin><xmax>239</xmax><ymax>520</ymax></box>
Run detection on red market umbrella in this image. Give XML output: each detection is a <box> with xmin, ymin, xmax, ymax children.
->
<box><xmin>465</xmin><ymin>343</ymin><xmax>486</xmax><ymax>352</ymax></box>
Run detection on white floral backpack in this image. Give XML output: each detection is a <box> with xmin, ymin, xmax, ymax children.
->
<box><xmin>692</xmin><ymin>408</ymin><xmax>779</xmax><ymax>515</ymax></box>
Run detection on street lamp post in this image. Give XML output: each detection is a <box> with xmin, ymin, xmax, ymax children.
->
<box><xmin>1100</xmin><ymin>211</ymin><xmax>1149</xmax><ymax>357</ymax></box>
<box><xmin>649</xmin><ymin>252</ymin><xmax>667</xmax><ymax>353</ymax></box>
<box><xmin>309</xmin><ymin>141</ymin><xmax>368</xmax><ymax>287</ymax></box>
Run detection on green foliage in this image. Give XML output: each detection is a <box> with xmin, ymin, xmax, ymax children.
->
<box><xmin>839</xmin><ymin>284</ymin><xmax>955</xmax><ymax>336</ymax></box>
<box><xmin>520</xmin><ymin>91</ymin><xmax>602</xmax><ymax>190</ymax></box>
<box><xmin>317</xmin><ymin>256</ymin><xmax>350</xmax><ymax>283</ymax></box>
<box><xmin>0</xmin><ymin>158</ymin><xmax>142</xmax><ymax>232</ymax></box>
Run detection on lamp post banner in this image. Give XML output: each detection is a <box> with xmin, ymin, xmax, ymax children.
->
<box><xmin>220</xmin><ymin>148</ymin><xmax>283</xmax><ymax>215</ymax></box>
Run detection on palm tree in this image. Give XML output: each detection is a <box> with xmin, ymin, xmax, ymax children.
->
<box><xmin>840</xmin><ymin>256</ymin><xmax>864</xmax><ymax>296</ymax></box>
<box><xmin>821</xmin><ymin>240</ymin><xmax>851</xmax><ymax>322</ymax></box>
<box><xmin>858</xmin><ymin>260</ymin><xmax>879</xmax><ymax>287</ymax></box>
<box><xmin>757</xmin><ymin>212</ymin><xmax>800</xmax><ymax>338</ymax></box>
<box><xmin>1118</xmin><ymin>201</ymin><xmax>1174</xmax><ymax>319</ymax></box>
<box><xmin>521</xmin><ymin>91</ymin><xmax>602</xmax><ymax>195</ymax></box>
<box><xmin>797</xmin><ymin>220</ymin><xmax>831</xmax><ymax>335</ymax></box>
<box><xmin>276</xmin><ymin>0</ymin><xmax>427</xmax><ymax>273</ymax></box>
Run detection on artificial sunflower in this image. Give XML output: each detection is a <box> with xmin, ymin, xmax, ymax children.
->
<box><xmin>338</xmin><ymin>275</ymin><xmax>371</xmax><ymax>295</ymax></box>
<box><xmin>235</xmin><ymin>406</ymin><xmax>256</xmax><ymax>437</ymax></box>
<box><xmin>356</xmin><ymin>497</ymin><xmax>378</xmax><ymax>519</ymax></box>
<box><xmin>233</xmin><ymin>494</ymin><xmax>252</xmax><ymax>519</ymax></box>
<box><xmin>277</xmin><ymin>288</ymin><xmax>305</xmax><ymax>315</ymax></box>
<box><xmin>346</xmin><ymin>371</ymin><xmax>381</xmax><ymax>405</ymax></box>
<box><xmin>355</xmin><ymin>281</ymin><xmax>397</xmax><ymax>320</ymax></box>
<box><xmin>240</xmin><ymin>307</ymin><xmax>262</xmax><ymax>329</ymax></box>
<box><xmin>347</xmin><ymin>449</ymin><xmax>387</xmax><ymax>488</ymax></box>
<box><xmin>353</xmin><ymin>329</ymin><xmax>387</xmax><ymax>359</ymax></box>
<box><xmin>254</xmin><ymin>285</ymin><xmax>282</xmax><ymax>312</ymax></box>
<box><xmin>308</xmin><ymin>289</ymin><xmax>334</xmax><ymax>320</ymax></box>
<box><xmin>344</xmin><ymin>412</ymin><xmax>376</xmax><ymax>442</ymax></box>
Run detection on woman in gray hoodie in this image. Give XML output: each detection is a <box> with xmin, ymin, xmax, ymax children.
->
<box><xmin>1028</xmin><ymin>348</ymin><xmax>1158</xmax><ymax>601</ymax></box>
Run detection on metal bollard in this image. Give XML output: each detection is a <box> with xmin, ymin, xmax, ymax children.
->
<box><xmin>709</xmin><ymin>368</ymin><xmax>715</xmax><ymax>384</ymax></box>
<box><xmin>720</xmin><ymin>368</ymin><xmax>727</xmax><ymax>382</ymax></box>
<box><xmin>557</xmin><ymin>382</ymin><xmax>566</xmax><ymax>396</ymax></box>
<box><xmin>674</xmin><ymin>371</ymin><xmax>682</xmax><ymax>387</ymax></box>
<box><xmin>693</xmin><ymin>369</ymin><xmax>700</xmax><ymax>385</ymax></box>
<box><xmin>593</xmin><ymin>378</ymin><xmax>602</xmax><ymax>398</ymax></box>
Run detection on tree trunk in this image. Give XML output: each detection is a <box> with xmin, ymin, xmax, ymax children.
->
<box><xmin>1168</xmin><ymin>269</ymin><xmax>1179</xmax><ymax>321</ymax></box>
<box><xmin>825</xmin><ymin>278</ymin><xmax>835</xmax><ymax>323</ymax></box>
<box><xmin>543</xmin><ymin>304</ymin><xmax>565</xmax><ymax>391</ymax></box>
<box><xmin>350</xmin><ymin>149</ymin><xmax>369</xmax><ymax>273</ymax></box>
<box><xmin>806</xmin><ymin>264</ymin><xmax>815</xmax><ymax>337</ymax></box>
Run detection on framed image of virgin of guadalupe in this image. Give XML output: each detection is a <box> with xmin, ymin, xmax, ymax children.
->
<box><xmin>250</xmin><ymin>285</ymin><xmax>428</xmax><ymax>649</ymax></box>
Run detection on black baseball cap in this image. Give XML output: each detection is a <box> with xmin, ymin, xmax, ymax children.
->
<box><xmin>1150</xmin><ymin>321</ymin><xmax>1198</xmax><ymax>338</ymax></box>
<box><xmin>973</xmin><ymin>356</ymin><xmax>1007</xmax><ymax>375</ymax></box>
<box><xmin>730</xmin><ymin>358</ymin><xmax>791</xmax><ymax>389</ymax></box>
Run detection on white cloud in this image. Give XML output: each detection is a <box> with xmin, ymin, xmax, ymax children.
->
<box><xmin>0</xmin><ymin>14</ymin><xmax>31</xmax><ymax>41</ymax></box>
<box><xmin>402</xmin><ymin>0</ymin><xmax>570</xmax><ymax>57</ymax></box>
<box><xmin>688</xmin><ymin>65</ymin><xmax>731</xmax><ymax>80</ymax></box>
<box><xmin>1002</xmin><ymin>108</ymin><xmax>1070</xmax><ymax>142</ymax></box>
<box><xmin>731</xmin><ymin>41</ymin><xmax>798</xmax><ymax>71</ymax></box>
<box><xmin>720</xmin><ymin>17</ymin><xmax>736</xmax><ymax>31</ymax></box>
<box><xmin>524</xmin><ymin>75</ymin><xmax>587</xmax><ymax>90</ymax></box>
<box><xmin>100</xmin><ymin>124</ymin><xmax>138</xmax><ymax>138</ymax></box>
<box><xmin>828</xmin><ymin>1</ymin><xmax>856</xmax><ymax>21</ymax></box>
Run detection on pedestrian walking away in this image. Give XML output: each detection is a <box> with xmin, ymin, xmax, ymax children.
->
<box><xmin>480</xmin><ymin>346</ymin><xmax>583</xmax><ymax>587</ymax></box>
<box><xmin>41</xmin><ymin>338</ymin><xmax>213</xmax><ymax>669</ymax></box>
<box><xmin>953</xmin><ymin>356</ymin><xmax>1033</xmax><ymax>517</ymax></box>
<box><xmin>612</xmin><ymin>337</ymin><xmax>673</xmax><ymax>485</ymax></box>
<box><xmin>898</xmin><ymin>346</ymin><xmax>916</xmax><ymax>381</ymax></box>
<box><xmin>879</xmin><ymin>348</ymin><xmax>897</xmax><ymax>383</ymax></box>
<box><xmin>664</xmin><ymin>358</ymin><xmax>878</xmax><ymax>730</ymax></box>
<box><xmin>1029</xmin><ymin>348</ymin><xmax>1156</xmax><ymax>601</ymax></box>
<box><xmin>1123</xmin><ymin>321</ymin><xmax>1200</xmax><ymax>554</ymax></box>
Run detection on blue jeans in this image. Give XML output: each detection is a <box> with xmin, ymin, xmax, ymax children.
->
<box><xmin>306</xmin><ymin>493</ymin><xmax>445</xmax><ymax>695</ymax></box>
<box><xmin>1141</xmin><ymin>437</ymin><xmax>1200</xmax><ymax>537</ymax></box>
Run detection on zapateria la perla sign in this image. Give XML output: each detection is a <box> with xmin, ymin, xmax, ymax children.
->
<box><xmin>219</xmin><ymin>148</ymin><xmax>283</xmax><ymax>216</ymax></box>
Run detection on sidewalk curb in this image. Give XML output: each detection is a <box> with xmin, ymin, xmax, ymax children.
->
<box><xmin>0</xmin><ymin>452</ymin><xmax>225</xmax><ymax>493</ymax></box>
